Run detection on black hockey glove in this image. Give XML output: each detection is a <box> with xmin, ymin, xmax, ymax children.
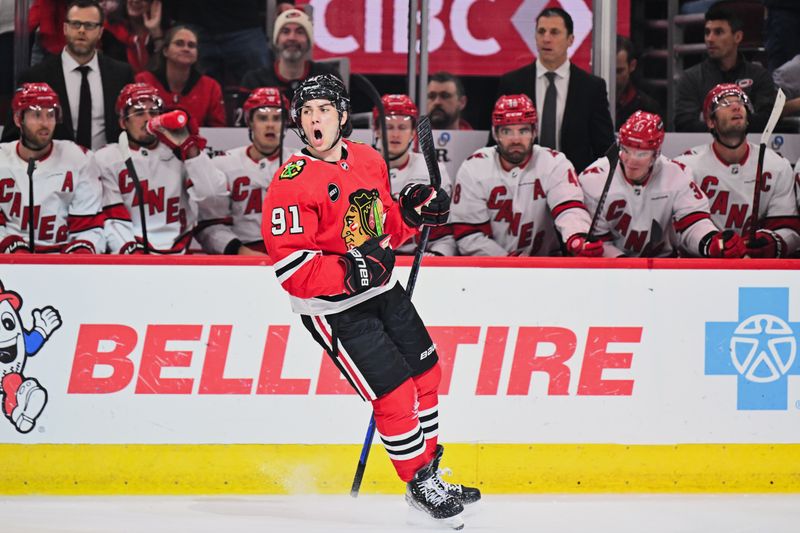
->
<box><xmin>745</xmin><ymin>228</ymin><xmax>784</xmax><ymax>258</ymax></box>
<box><xmin>340</xmin><ymin>235</ymin><xmax>395</xmax><ymax>295</ymax></box>
<box><xmin>399</xmin><ymin>184</ymin><xmax>451</xmax><ymax>227</ymax></box>
<box><xmin>700</xmin><ymin>230</ymin><xmax>745</xmax><ymax>258</ymax></box>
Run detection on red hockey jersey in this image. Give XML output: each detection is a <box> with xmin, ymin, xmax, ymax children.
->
<box><xmin>263</xmin><ymin>140</ymin><xmax>418</xmax><ymax>315</ymax></box>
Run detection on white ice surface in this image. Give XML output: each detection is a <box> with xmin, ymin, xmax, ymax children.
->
<box><xmin>1</xmin><ymin>494</ymin><xmax>798</xmax><ymax>533</ymax></box>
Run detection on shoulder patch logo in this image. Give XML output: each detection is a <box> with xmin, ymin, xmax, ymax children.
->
<box><xmin>280</xmin><ymin>159</ymin><xmax>306</xmax><ymax>180</ymax></box>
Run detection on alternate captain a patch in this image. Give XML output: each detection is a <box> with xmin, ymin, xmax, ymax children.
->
<box><xmin>341</xmin><ymin>189</ymin><xmax>383</xmax><ymax>250</ymax></box>
<box><xmin>279</xmin><ymin>159</ymin><xmax>307</xmax><ymax>180</ymax></box>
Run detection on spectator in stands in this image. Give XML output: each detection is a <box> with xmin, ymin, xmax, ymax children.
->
<box><xmin>102</xmin><ymin>0</ymin><xmax>168</xmax><ymax>74</ymax></box>
<box><xmin>0</xmin><ymin>83</ymin><xmax>104</xmax><ymax>254</ymax></box>
<box><xmin>164</xmin><ymin>0</ymin><xmax>271</xmax><ymax>87</ymax></box>
<box><xmin>95</xmin><ymin>82</ymin><xmax>228</xmax><ymax>254</ymax></box>
<box><xmin>3</xmin><ymin>0</ymin><xmax>134</xmax><ymax>149</ymax></box>
<box><xmin>240</xmin><ymin>8</ymin><xmax>340</xmax><ymax>105</ymax></box>
<box><xmin>135</xmin><ymin>25</ymin><xmax>227</xmax><ymax>127</ymax></box>
<box><xmin>0</xmin><ymin>1</ymin><xmax>14</xmax><ymax>123</ymax></box>
<box><xmin>616</xmin><ymin>35</ymin><xmax>662</xmax><ymax>129</ymax></box>
<box><xmin>450</xmin><ymin>94</ymin><xmax>600</xmax><ymax>257</ymax></box>
<box><xmin>674</xmin><ymin>2</ymin><xmax>776</xmax><ymax>132</ymax></box>
<box><xmin>373</xmin><ymin>94</ymin><xmax>456</xmax><ymax>256</ymax></box>
<box><xmin>426</xmin><ymin>72</ymin><xmax>472</xmax><ymax>130</ymax></box>
<box><xmin>195</xmin><ymin>87</ymin><xmax>292</xmax><ymax>256</ymax></box>
<box><xmin>496</xmin><ymin>7</ymin><xmax>614</xmax><ymax>173</ymax></box>
<box><xmin>675</xmin><ymin>83</ymin><xmax>800</xmax><ymax>257</ymax></box>
<box><xmin>763</xmin><ymin>1</ymin><xmax>800</xmax><ymax>73</ymax></box>
<box><xmin>28</xmin><ymin>0</ymin><xmax>70</xmax><ymax>64</ymax></box>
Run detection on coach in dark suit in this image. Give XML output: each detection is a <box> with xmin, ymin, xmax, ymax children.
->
<box><xmin>496</xmin><ymin>7</ymin><xmax>614</xmax><ymax>173</ymax></box>
<box><xmin>2</xmin><ymin>0</ymin><xmax>134</xmax><ymax>149</ymax></box>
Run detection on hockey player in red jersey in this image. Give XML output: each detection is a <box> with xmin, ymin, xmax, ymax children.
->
<box><xmin>450</xmin><ymin>94</ymin><xmax>601</xmax><ymax>257</ymax></box>
<box><xmin>0</xmin><ymin>83</ymin><xmax>104</xmax><ymax>253</ymax></box>
<box><xmin>95</xmin><ymin>82</ymin><xmax>227</xmax><ymax>253</ymax></box>
<box><xmin>372</xmin><ymin>94</ymin><xmax>456</xmax><ymax>255</ymax></box>
<box><xmin>580</xmin><ymin>111</ymin><xmax>745</xmax><ymax>257</ymax></box>
<box><xmin>675</xmin><ymin>83</ymin><xmax>800</xmax><ymax>257</ymax></box>
<box><xmin>262</xmin><ymin>74</ymin><xmax>478</xmax><ymax>529</ymax></box>
<box><xmin>195</xmin><ymin>87</ymin><xmax>293</xmax><ymax>255</ymax></box>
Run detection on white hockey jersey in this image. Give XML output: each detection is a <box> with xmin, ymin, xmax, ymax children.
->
<box><xmin>94</xmin><ymin>141</ymin><xmax>228</xmax><ymax>254</ymax></box>
<box><xmin>0</xmin><ymin>140</ymin><xmax>104</xmax><ymax>253</ymax></box>
<box><xmin>675</xmin><ymin>142</ymin><xmax>800</xmax><ymax>255</ymax></box>
<box><xmin>194</xmin><ymin>145</ymin><xmax>293</xmax><ymax>254</ymax></box>
<box><xmin>580</xmin><ymin>155</ymin><xmax>719</xmax><ymax>257</ymax></box>
<box><xmin>388</xmin><ymin>151</ymin><xmax>456</xmax><ymax>256</ymax></box>
<box><xmin>450</xmin><ymin>145</ymin><xmax>591</xmax><ymax>256</ymax></box>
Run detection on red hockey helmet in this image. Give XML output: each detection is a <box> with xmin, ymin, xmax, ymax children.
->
<box><xmin>618</xmin><ymin>111</ymin><xmax>665</xmax><ymax>151</ymax></box>
<box><xmin>703</xmin><ymin>83</ymin><xmax>752</xmax><ymax>123</ymax></box>
<box><xmin>372</xmin><ymin>94</ymin><xmax>418</xmax><ymax>125</ymax></box>
<box><xmin>243</xmin><ymin>87</ymin><xmax>288</xmax><ymax>121</ymax></box>
<box><xmin>492</xmin><ymin>94</ymin><xmax>537</xmax><ymax>127</ymax></box>
<box><xmin>12</xmin><ymin>83</ymin><xmax>62</xmax><ymax>122</ymax></box>
<box><xmin>116</xmin><ymin>83</ymin><xmax>163</xmax><ymax>117</ymax></box>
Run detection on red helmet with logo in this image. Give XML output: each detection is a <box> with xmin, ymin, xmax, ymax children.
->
<box><xmin>372</xmin><ymin>94</ymin><xmax>418</xmax><ymax>125</ymax></box>
<box><xmin>703</xmin><ymin>83</ymin><xmax>753</xmax><ymax>123</ymax></box>
<box><xmin>12</xmin><ymin>83</ymin><xmax>62</xmax><ymax>122</ymax></box>
<box><xmin>116</xmin><ymin>83</ymin><xmax>163</xmax><ymax>117</ymax></box>
<box><xmin>243</xmin><ymin>87</ymin><xmax>288</xmax><ymax>121</ymax></box>
<box><xmin>618</xmin><ymin>111</ymin><xmax>665</xmax><ymax>151</ymax></box>
<box><xmin>492</xmin><ymin>94</ymin><xmax>537</xmax><ymax>127</ymax></box>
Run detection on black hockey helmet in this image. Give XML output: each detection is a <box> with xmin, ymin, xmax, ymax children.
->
<box><xmin>290</xmin><ymin>74</ymin><xmax>352</xmax><ymax>145</ymax></box>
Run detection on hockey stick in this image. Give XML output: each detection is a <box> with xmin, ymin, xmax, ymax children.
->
<box><xmin>349</xmin><ymin>115</ymin><xmax>442</xmax><ymax>498</ymax></box>
<box><xmin>587</xmin><ymin>142</ymin><xmax>620</xmax><ymax>240</ymax></box>
<box><xmin>118</xmin><ymin>131</ymin><xmax>150</xmax><ymax>253</ymax></box>
<box><xmin>26</xmin><ymin>158</ymin><xmax>35</xmax><ymax>252</ymax></box>
<box><xmin>749</xmin><ymin>88</ymin><xmax>785</xmax><ymax>241</ymax></box>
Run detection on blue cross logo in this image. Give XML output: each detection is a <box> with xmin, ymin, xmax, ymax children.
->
<box><xmin>705</xmin><ymin>287</ymin><xmax>800</xmax><ymax>410</ymax></box>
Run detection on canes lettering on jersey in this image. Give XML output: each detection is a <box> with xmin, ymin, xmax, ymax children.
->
<box><xmin>450</xmin><ymin>145</ymin><xmax>591</xmax><ymax>256</ymax></box>
<box><xmin>0</xmin><ymin>141</ymin><xmax>103</xmax><ymax>253</ymax></box>
<box><xmin>580</xmin><ymin>155</ymin><xmax>719</xmax><ymax>257</ymax></box>
<box><xmin>675</xmin><ymin>143</ymin><xmax>800</xmax><ymax>255</ymax></box>
<box><xmin>264</xmin><ymin>140</ymin><xmax>417</xmax><ymax>315</ymax></box>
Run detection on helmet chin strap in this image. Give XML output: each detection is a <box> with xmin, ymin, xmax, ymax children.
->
<box><xmin>711</xmin><ymin>127</ymin><xmax>746</xmax><ymax>150</ymax></box>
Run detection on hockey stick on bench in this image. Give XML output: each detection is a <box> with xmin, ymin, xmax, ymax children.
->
<box><xmin>749</xmin><ymin>88</ymin><xmax>785</xmax><ymax>242</ymax></box>
<box><xmin>350</xmin><ymin>115</ymin><xmax>442</xmax><ymax>497</ymax></box>
<box><xmin>587</xmin><ymin>142</ymin><xmax>620</xmax><ymax>240</ymax></box>
<box><xmin>119</xmin><ymin>131</ymin><xmax>150</xmax><ymax>253</ymax></box>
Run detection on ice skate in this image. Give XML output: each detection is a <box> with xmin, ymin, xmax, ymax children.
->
<box><xmin>432</xmin><ymin>444</ymin><xmax>482</xmax><ymax>505</ymax></box>
<box><xmin>11</xmin><ymin>378</ymin><xmax>47</xmax><ymax>433</ymax></box>
<box><xmin>405</xmin><ymin>456</ymin><xmax>465</xmax><ymax>530</ymax></box>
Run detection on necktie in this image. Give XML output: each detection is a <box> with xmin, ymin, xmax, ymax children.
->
<box><xmin>540</xmin><ymin>71</ymin><xmax>557</xmax><ymax>149</ymax></box>
<box><xmin>76</xmin><ymin>65</ymin><xmax>92</xmax><ymax>149</ymax></box>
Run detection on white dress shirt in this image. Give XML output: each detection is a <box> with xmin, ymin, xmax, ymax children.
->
<box><xmin>534</xmin><ymin>58</ymin><xmax>570</xmax><ymax>151</ymax></box>
<box><xmin>62</xmin><ymin>49</ymin><xmax>106</xmax><ymax>150</ymax></box>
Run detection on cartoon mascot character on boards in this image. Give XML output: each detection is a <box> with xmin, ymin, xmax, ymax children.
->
<box><xmin>0</xmin><ymin>281</ymin><xmax>61</xmax><ymax>433</ymax></box>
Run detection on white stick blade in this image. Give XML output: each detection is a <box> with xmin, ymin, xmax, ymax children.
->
<box><xmin>760</xmin><ymin>88</ymin><xmax>785</xmax><ymax>145</ymax></box>
<box><xmin>118</xmin><ymin>131</ymin><xmax>132</xmax><ymax>160</ymax></box>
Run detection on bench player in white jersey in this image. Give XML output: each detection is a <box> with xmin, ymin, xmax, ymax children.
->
<box><xmin>675</xmin><ymin>83</ymin><xmax>800</xmax><ymax>257</ymax></box>
<box><xmin>0</xmin><ymin>83</ymin><xmax>104</xmax><ymax>254</ymax></box>
<box><xmin>580</xmin><ymin>111</ymin><xmax>745</xmax><ymax>258</ymax></box>
<box><xmin>195</xmin><ymin>87</ymin><xmax>293</xmax><ymax>255</ymax></box>
<box><xmin>450</xmin><ymin>94</ymin><xmax>600</xmax><ymax>256</ymax></box>
<box><xmin>95</xmin><ymin>83</ymin><xmax>227</xmax><ymax>254</ymax></box>
<box><xmin>372</xmin><ymin>94</ymin><xmax>456</xmax><ymax>256</ymax></box>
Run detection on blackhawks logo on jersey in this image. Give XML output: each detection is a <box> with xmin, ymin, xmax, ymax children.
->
<box><xmin>342</xmin><ymin>189</ymin><xmax>384</xmax><ymax>250</ymax></box>
<box><xmin>279</xmin><ymin>159</ymin><xmax>306</xmax><ymax>180</ymax></box>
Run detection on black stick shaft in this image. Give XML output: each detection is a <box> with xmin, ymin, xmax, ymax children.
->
<box><xmin>26</xmin><ymin>159</ymin><xmax>35</xmax><ymax>252</ymax></box>
<box><xmin>124</xmin><ymin>159</ymin><xmax>150</xmax><ymax>254</ymax></box>
<box><xmin>750</xmin><ymin>144</ymin><xmax>767</xmax><ymax>241</ymax></box>
<box><xmin>588</xmin><ymin>143</ymin><xmax>620</xmax><ymax>239</ymax></box>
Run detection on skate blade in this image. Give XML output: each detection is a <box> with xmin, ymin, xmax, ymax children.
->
<box><xmin>406</xmin><ymin>505</ymin><xmax>465</xmax><ymax>530</ymax></box>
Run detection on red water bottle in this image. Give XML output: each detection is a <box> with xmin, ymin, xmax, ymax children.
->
<box><xmin>146</xmin><ymin>110</ymin><xmax>188</xmax><ymax>133</ymax></box>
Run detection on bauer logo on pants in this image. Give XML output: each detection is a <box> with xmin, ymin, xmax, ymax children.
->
<box><xmin>705</xmin><ymin>287</ymin><xmax>800</xmax><ymax>410</ymax></box>
<box><xmin>0</xmin><ymin>281</ymin><xmax>61</xmax><ymax>433</ymax></box>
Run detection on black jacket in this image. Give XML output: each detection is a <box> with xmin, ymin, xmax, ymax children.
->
<box><xmin>495</xmin><ymin>62</ymin><xmax>615</xmax><ymax>173</ymax></box>
<box><xmin>2</xmin><ymin>52</ymin><xmax>135</xmax><ymax>145</ymax></box>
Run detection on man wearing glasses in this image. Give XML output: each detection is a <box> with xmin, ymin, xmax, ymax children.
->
<box><xmin>2</xmin><ymin>0</ymin><xmax>134</xmax><ymax>150</ymax></box>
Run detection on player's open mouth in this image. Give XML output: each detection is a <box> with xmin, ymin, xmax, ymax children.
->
<box><xmin>0</xmin><ymin>335</ymin><xmax>18</xmax><ymax>363</ymax></box>
<box><xmin>313</xmin><ymin>129</ymin><xmax>323</xmax><ymax>140</ymax></box>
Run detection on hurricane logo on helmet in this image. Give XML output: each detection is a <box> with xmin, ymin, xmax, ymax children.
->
<box><xmin>12</xmin><ymin>83</ymin><xmax>62</xmax><ymax>123</ymax></box>
<box><xmin>618</xmin><ymin>111</ymin><xmax>665</xmax><ymax>152</ymax></box>
<box><xmin>372</xmin><ymin>94</ymin><xmax>418</xmax><ymax>126</ymax></box>
<box><xmin>492</xmin><ymin>94</ymin><xmax>537</xmax><ymax>128</ymax></box>
<box><xmin>116</xmin><ymin>83</ymin><xmax>163</xmax><ymax>119</ymax></box>
<box><xmin>243</xmin><ymin>87</ymin><xmax>289</xmax><ymax>123</ymax></box>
